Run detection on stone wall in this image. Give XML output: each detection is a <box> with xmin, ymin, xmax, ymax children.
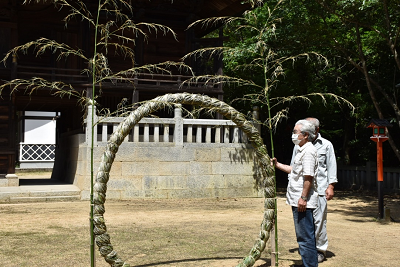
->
<box><xmin>65</xmin><ymin>105</ymin><xmax>265</xmax><ymax>199</ymax></box>
<box><xmin>74</xmin><ymin>141</ymin><xmax>262</xmax><ymax>200</ymax></box>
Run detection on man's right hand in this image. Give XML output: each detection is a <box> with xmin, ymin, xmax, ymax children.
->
<box><xmin>298</xmin><ymin>197</ymin><xmax>307</xmax><ymax>212</ymax></box>
<box><xmin>271</xmin><ymin>158</ymin><xmax>292</xmax><ymax>174</ymax></box>
<box><xmin>271</xmin><ymin>157</ymin><xmax>277</xmax><ymax>167</ymax></box>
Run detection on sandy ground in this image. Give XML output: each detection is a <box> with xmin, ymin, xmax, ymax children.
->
<box><xmin>0</xmin><ymin>189</ymin><xmax>399</xmax><ymax>267</ymax></box>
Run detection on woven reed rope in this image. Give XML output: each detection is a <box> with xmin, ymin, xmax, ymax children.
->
<box><xmin>93</xmin><ymin>93</ymin><xmax>276</xmax><ymax>267</ymax></box>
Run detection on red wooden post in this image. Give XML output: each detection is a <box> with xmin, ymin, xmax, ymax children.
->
<box><xmin>370</xmin><ymin>135</ymin><xmax>388</xmax><ymax>182</ymax></box>
<box><xmin>367</xmin><ymin>119</ymin><xmax>391</xmax><ymax>219</ymax></box>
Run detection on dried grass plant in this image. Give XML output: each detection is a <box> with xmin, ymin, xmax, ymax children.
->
<box><xmin>0</xmin><ymin>1</ymin><xmax>191</xmax><ymax>266</ymax></box>
<box><xmin>183</xmin><ymin>1</ymin><xmax>355</xmax><ymax>265</ymax></box>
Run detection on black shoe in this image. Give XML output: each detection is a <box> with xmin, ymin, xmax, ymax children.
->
<box><xmin>318</xmin><ymin>252</ymin><xmax>326</xmax><ymax>263</ymax></box>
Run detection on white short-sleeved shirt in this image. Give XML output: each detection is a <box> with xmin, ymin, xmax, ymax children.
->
<box><xmin>286</xmin><ymin>142</ymin><xmax>319</xmax><ymax>208</ymax></box>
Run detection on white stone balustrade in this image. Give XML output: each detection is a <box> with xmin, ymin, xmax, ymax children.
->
<box><xmin>86</xmin><ymin>106</ymin><xmax>248</xmax><ymax>145</ymax></box>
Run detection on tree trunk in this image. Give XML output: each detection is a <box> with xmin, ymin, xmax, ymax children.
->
<box><xmin>354</xmin><ymin>25</ymin><xmax>400</xmax><ymax>163</ymax></box>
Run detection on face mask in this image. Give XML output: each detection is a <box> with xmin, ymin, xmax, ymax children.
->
<box><xmin>292</xmin><ymin>133</ymin><xmax>301</xmax><ymax>145</ymax></box>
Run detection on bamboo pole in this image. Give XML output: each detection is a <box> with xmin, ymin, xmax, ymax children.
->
<box><xmin>90</xmin><ymin>1</ymin><xmax>102</xmax><ymax>266</ymax></box>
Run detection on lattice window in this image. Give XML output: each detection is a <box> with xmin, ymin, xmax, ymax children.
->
<box><xmin>20</xmin><ymin>144</ymin><xmax>55</xmax><ymax>161</ymax></box>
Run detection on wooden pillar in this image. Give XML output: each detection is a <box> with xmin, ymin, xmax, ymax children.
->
<box><xmin>0</xmin><ymin>86</ymin><xmax>17</xmax><ymax>177</ymax></box>
<box><xmin>132</xmin><ymin>90</ymin><xmax>139</xmax><ymax>105</ymax></box>
<box><xmin>8</xmin><ymin>94</ymin><xmax>16</xmax><ymax>175</ymax></box>
<box><xmin>185</xmin><ymin>14</ymin><xmax>196</xmax><ymax>70</ymax></box>
<box><xmin>216</xmin><ymin>28</ymin><xmax>224</xmax><ymax>120</ymax></box>
<box><xmin>216</xmin><ymin>27</ymin><xmax>224</xmax><ymax>76</ymax></box>
<box><xmin>11</xmin><ymin>54</ymin><xmax>17</xmax><ymax>79</ymax></box>
<box><xmin>217</xmin><ymin>94</ymin><xmax>223</xmax><ymax>119</ymax></box>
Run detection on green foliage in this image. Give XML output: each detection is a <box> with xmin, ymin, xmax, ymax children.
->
<box><xmin>306</xmin><ymin>0</ymin><xmax>400</xmax><ymax>165</ymax></box>
<box><xmin>220</xmin><ymin>0</ymin><xmax>400</xmax><ymax>166</ymax></box>
<box><xmin>188</xmin><ymin>1</ymin><xmax>354</xmax><ymax>136</ymax></box>
<box><xmin>213</xmin><ymin>2</ymin><xmax>353</xmax><ymax>143</ymax></box>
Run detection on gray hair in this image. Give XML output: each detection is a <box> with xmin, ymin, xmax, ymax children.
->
<box><xmin>305</xmin><ymin>117</ymin><xmax>320</xmax><ymax>132</ymax></box>
<box><xmin>296</xmin><ymin>119</ymin><xmax>316</xmax><ymax>141</ymax></box>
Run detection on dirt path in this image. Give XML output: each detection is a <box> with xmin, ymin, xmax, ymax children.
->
<box><xmin>0</xmin><ymin>191</ymin><xmax>399</xmax><ymax>267</ymax></box>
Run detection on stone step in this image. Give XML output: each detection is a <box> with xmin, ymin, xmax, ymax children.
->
<box><xmin>0</xmin><ymin>184</ymin><xmax>82</xmax><ymax>203</ymax></box>
<box><xmin>9</xmin><ymin>195</ymin><xmax>81</xmax><ymax>203</ymax></box>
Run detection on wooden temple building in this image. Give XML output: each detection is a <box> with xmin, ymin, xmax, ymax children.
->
<box><xmin>0</xmin><ymin>1</ymin><xmax>252</xmax><ymax>181</ymax></box>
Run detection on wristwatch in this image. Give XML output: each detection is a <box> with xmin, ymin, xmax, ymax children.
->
<box><xmin>300</xmin><ymin>195</ymin><xmax>307</xmax><ymax>201</ymax></box>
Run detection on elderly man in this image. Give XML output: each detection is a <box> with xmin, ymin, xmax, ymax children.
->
<box><xmin>290</xmin><ymin>118</ymin><xmax>337</xmax><ymax>263</ymax></box>
<box><xmin>272</xmin><ymin>119</ymin><xmax>319</xmax><ymax>267</ymax></box>
<box><xmin>307</xmin><ymin>117</ymin><xmax>337</xmax><ymax>262</ymax></box>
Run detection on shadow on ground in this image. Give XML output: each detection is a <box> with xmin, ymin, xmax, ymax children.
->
<box><xmin>134</xmin><ymin>257</ymin><xmax>271</xmax><ymax>267</ymax></box>
<box><xmin>277</xmin><ymin>188</ymin><xmax>400</xmax><ymax>222</ymax></box>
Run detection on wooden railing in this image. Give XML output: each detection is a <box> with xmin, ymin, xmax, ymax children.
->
<box><xmin>130</xmin><ymin>73</ymin><xmax>221</xmax><ymax>92</ymax></box>
<box><xmin>16</xmin><ymin>65</ymin><xmax>88</xmax><ymax>83</ymax></box>
<box><xmin>14</xmin><ymin>65</ymin><xmax>221</xmax><ymax>91</ymax></box>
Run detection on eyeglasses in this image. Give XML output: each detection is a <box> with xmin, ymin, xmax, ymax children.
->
<box><xmin>292</xmin><ymin>130</ymin><xmax>303</xmax><ymax>135</ymax></box>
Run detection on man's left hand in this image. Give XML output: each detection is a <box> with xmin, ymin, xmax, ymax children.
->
<box><xmin>325</xmin><ymin>184</ymin><xmax>335</xmax><ymax>200</ymax></box>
